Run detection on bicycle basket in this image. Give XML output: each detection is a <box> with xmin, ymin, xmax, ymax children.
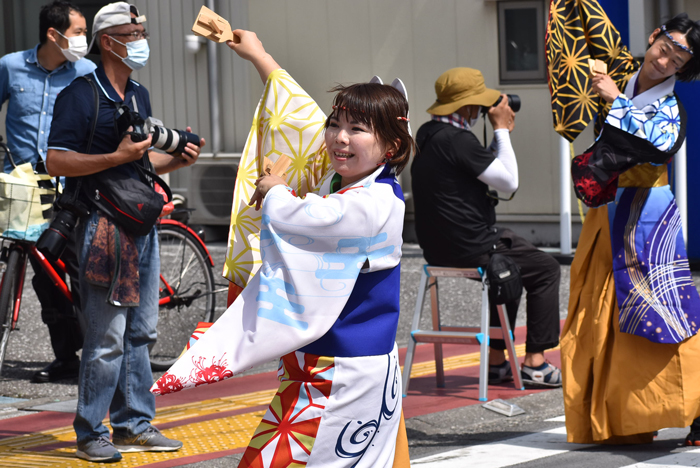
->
<box><xmin>0</xmin><ymin>163</ymin><xmax>55</xmax><ymax>242</ymax></box>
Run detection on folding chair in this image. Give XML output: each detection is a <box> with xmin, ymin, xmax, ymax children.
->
<box><xmin>402</xmin><ymin>265</ymin><xmax>524</xmax><ymax>401</ymax></box>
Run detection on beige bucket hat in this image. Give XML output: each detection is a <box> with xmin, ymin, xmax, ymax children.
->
<box><xmin>426</xmin><ymin>67</ymin><xmax>501</xmax><ymax>116</ymax></box>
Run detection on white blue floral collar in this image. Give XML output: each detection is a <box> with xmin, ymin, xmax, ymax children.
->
<box><xmin>624</xmin><ymin>70</ymin><xmax>676</xmax><ymax>109</ymax></box>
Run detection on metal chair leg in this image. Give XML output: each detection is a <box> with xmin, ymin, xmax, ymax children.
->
<box><xmin>497</xmin><ymin>304</ymin><xmax>524</xmax><ymax>390</ymax></box>
<box><xmin>429</xmin><ymin>276</ymin><xmax>445</xmax><ymax>388</ymax></box>
<box><xmin>402</xmin><ymin>268</ymin><xmax>428</xmax><ymax>396</ymax></box>
<box><xmin>478</xmin><ymin>277</ymin><xmax>490</xmax><ymax>401</ymax></box>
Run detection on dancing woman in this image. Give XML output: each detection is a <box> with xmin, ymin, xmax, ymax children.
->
<box><xmin>548</xmin><ymin>0</ymin><xmax>700</xmax><ymax>444</ymax></box>
<box><xmin>153</xmin><ymin>29</ymin><xmax>415</xmax><ymax>467</ymax></box>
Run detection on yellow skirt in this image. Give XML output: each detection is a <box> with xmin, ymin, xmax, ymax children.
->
<box><xmin>562</xmin><ymin>206</ymin><xmax>700</xmax><ymax>444</ymax></box>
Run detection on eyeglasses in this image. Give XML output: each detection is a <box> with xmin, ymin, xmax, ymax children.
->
<box><xmin>111</xmin><ymin>31</ymin><xmax>149</xmax><ymax>40</ymax></box>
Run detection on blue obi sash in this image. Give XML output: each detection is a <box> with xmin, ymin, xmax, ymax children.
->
<box><xmin>300</xmin><ymin>265</ymin><xmax>401</xmax><ymax>357</ymax></box>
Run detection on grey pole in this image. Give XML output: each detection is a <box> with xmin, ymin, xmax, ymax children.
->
<box><xmin>659</xmin><ymin>0</ymin><xmax>671</xmax><ymax>24</ymax></box>
<box><xmin>206</xmin><ymin>0</ymin><xmax>221</xmax><ymax>156</ymax></box>
<box><xmin>559</xmin><ymin>135</ymin><xmax>572</xmax><ymax>255</ymax></box>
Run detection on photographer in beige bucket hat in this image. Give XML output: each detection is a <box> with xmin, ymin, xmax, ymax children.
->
<box><xmin>412</xmin><ymin>67</ymin><xmax>563</xmax><ymax>389</ymax></box>
<box><xmin>426</xmin><ymin>67</ymin><xmax>502</xmax><ymax>116</ymax></box>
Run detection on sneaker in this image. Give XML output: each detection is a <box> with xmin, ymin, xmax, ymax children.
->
<box><xmin>113</xmin><ymin>425</ymin><xmax>183</xmax><ymax>452</ymax></box>
<box><xmin>76</xmin><ymin>436</ymin><xmax>122</xmax><ymax>463</ymax></box>
<box><xmin>488</xmin><ymin>361</ymin><xmax>513</xmax><ymax>384</ymax></box>
<box><xmin>520</xmin><ymin>362</ymin><xmax>562</xmax><ymax>388</ymax></box>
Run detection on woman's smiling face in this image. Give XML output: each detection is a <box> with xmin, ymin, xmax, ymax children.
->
<box><xmin>325</xmin><ymin>112</ymin><xmax>388</xmax><ymax>187</ymax></box>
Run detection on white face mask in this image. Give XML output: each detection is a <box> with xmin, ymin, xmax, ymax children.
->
<box><xmin>468</xmin><ymin>108</ymin><xmax>481</xmax><ymax>129</ymax></box>
<box><xmin>54</xmin><ymin>30</ymin><xmax>88</xmax><ymax>62</ymax></box>
<box><xmin>109</xmin><ymin>36</ymin><xmax>150</xmax><ymax>71</ymax></box>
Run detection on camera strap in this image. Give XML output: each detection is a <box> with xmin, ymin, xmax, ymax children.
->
<box><xmin>55</xmin><ymin>75</ymin><xmax>101</xmax><ymax>208</ymax></box>
<box><xmin>79</xmin><ymin>76</ymin><xmax>159</xmax><ymax>187</ymax></box>
<box><xmin>81</xmin><ymin>75</ymin><xmax>100</xmax><ymax>155</ymax></box>
<box><xmin>129</xmin><ymin>95</ymin><xmax>157</xmax><ymax>181</ymax></box>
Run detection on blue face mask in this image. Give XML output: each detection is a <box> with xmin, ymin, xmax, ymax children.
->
<box><xmin>110</xmin><ymin>36</ymin><xmax>149</xmax><ymax>70</ymax></box>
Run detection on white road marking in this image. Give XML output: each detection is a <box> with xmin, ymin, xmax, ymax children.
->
<box><xmin>545</xmin><ymin>415</ymin><xmax>566</xmax><ymax>422</ymax></box>
<box><xmin>617</xmin><ymin>448</ymin><xmax>700</xmax><ymax>467</ymax></box>
<box><xmin>411</xmin><ymin>426</ymin><xmax>593</xmax><ymax>467</ymax></box>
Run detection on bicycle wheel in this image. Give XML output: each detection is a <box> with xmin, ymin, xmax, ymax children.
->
<box><xmin>0</xmin><ymin>247</ymin><xmax>22</xmax><ymax>375</ymax></box>
<box><xmin>152</xmin><ymin>223</ymin><xmax>215</xmax><ymax>371</ymax></box>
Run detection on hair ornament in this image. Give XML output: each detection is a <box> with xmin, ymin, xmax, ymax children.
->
<box><xmin>397</xmin><ymin>116</ymin><xmax>410</xmax><ymax>122</ymax></box>
<box><xmin>332</xmin><ymin>105</ymin><xmax>365</xmax><ymax>113</ymax></box>
<box><xmin>661</xmin><ymin>25</ymin><xmax>694</xmax><ymax>55</ymax></box>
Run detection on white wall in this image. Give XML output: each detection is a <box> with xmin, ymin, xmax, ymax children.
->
<box><xmin>246</xmin><ymin>0</ymin><xmax>580</xmax><ymax>220</ymax></box>
<box><xmin>3</xmin><ymin>0</ymin><xmax>689</xmax><ymax>231</ymax></box>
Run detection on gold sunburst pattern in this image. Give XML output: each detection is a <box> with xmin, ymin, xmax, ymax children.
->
<box><xmin>546</xmin><ymin>0</ymin><xmax>639</xmax><ymax>142</ymax></box>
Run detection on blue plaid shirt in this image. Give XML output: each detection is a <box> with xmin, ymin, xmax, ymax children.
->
<box><xmin>0</xmin><ymin>44</ymin><xmax>95</xmax><ymax>172</ymax></box>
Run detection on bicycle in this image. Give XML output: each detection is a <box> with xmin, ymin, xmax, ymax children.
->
<box><xmin>0</xmin><ymin>137</ymin><xmax>221</xmax><ymax>374</ymax></box>
<box><xmin>151</xmin><ymin>214</ymin><xmax>220</xmax><ymax>370</ymax></box>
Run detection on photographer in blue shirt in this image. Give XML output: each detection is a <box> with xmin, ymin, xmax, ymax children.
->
<box><xmin>0</xmin><ymin>1</ymin><xmax>95</xmax><ymax>383</ymax></box>
<box><xmin>47</xmin><ymin>2</ymin><xmax>203</xmax><ymax>462</ymax></box>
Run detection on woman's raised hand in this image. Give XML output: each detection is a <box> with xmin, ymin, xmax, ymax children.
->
<box><xmin>227</xmin><ymin>30</ymin><xmax>281</xmax><ymax>83</ymax></box>
<box><xmin>227</xmin><ymin>30</ymin><xmax>265</xmax><ymax>61</ymax></box>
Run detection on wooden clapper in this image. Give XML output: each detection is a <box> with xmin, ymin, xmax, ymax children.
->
<box><xmin>262</xmin><ymin>155</ymin><xmax>292</xmax><ymax>181</ymax></box>
<box><xmin>588</xmin><ymin>58</ymin><xmax>608</xmax><ymax>76</ymax></box>
<box><xmin>192</xmin><ymin>5</ymin><xmax>240</xmax><ymax>43</ymax></box>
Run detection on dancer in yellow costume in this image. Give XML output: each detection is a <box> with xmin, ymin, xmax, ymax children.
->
<box><xmin>547</xmin><ymin>0</ymin><xmax>700</xmax><ymax>444</ymax></box>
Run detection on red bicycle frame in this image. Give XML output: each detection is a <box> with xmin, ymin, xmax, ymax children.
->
<box><xmin>0</xmin><ymin>244</ymin><xmax>71</xmax><ymax>334</ymax></box>
<box><xmin>2</xmin><ymin>219</ymin><xmax>215</xmax><ymax>331</ymax></box>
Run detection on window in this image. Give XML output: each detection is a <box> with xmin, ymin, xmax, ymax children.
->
<box><xmin>498</xmin><ymin>1</ymin><xmax>546</xmax><ymax>83</ymax></box>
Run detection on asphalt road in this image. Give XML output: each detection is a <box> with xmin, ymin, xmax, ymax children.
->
<box><xmin>0</xmin><ymin>242</ymin><xmax>698</xmax><ymax>467</ymax></box>
<box><xmin>0</xmin><ymin>242</ymin><xmax>560</xmax><ymax>403</ymax></box>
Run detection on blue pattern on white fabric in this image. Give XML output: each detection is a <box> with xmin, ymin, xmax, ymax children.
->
<box><xmin>605</xmin><ymin>93</ymin><xmax>680</xmax><ymax>152</ymax></box>
<box><xmin>334</xmin><ymin>353</ymin><xmax>400</xmax><ymax>463</ymax></box>
<box><xmin>257</xmin><ymin>275</ymin><xmax>308</xmax><ymax>331</ymax></box>
<box><xmin>317</xmin><ymin>234</ymin><xmax>392</xmax><ymax>281</ymax></box>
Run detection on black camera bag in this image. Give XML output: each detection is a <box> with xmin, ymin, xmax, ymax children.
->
<box><xmin>77</xmin><ymin>75</ymin><xmax>172</xmax><ymax>237</ymax></box>
<box><xmin>82</xmin><ymin>164</ymin><xmax>171</xmax><ymax>237</ymax></box>
<box><xmin>486</xmin><ymin>253</ymin><xmax>522</xmax><ymax>305</ymax></box>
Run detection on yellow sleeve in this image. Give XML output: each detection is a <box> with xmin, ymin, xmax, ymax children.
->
<box><xmin>223</xmin><ymin>69</ymin><xmax>332</xmax><ymax>287</ymax></box>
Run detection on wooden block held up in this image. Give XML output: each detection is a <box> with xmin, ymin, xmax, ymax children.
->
<box><xmin>192</xmin><ymin>5</ymin><xmax>239</xmax><ymax>43</ymax></box>
<box><xmin>261</xmin><ymin>155</ymin><xmax>292</xmax><ymax>181</ymax></box>
<box><xmin>588</xmin><ymin>58</ymin><xmax>608</xmax><ymax>75</ymax></box>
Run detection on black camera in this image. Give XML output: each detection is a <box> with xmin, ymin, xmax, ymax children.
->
<box><xmin>36</xmin><ymin>192</ymin><xmax>90</xmax><ymax>262</ymax></box>
<box><xmin>115</xmin><ymin>105</ymin><xmax>201</xmax><ymax>155</ymax></box>
<box><xmin>484</xmin><ymin>94</ymin><xmax>521</xmax><ymax>113</ymax></box>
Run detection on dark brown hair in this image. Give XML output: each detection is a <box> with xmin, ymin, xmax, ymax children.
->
<box><xmin>39</xmin><ymin>1</ymin><xmax>82</xmax><ymax>45</ymax></box>
<box><xmin>324</xmin><ymin>83</ymin><xmax>415</xmax><ymax>175</ymax></box>
<box><xmin>654</xmin><ymin>13</ymin><xmax>700</xmax><ymax>82</ymax></box>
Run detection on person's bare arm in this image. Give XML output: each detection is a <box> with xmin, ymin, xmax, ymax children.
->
<box><xmin>226</xmin><ymin>30</ymin><xmax>281</xmax><ymax>83</ymax></box>
<box><xmin>46</xmin><ymin>133</ymin><xmax>152</xmax><ymax>177</ymax></box>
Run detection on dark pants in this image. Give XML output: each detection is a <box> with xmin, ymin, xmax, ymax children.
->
<box><xmin>451</xmin><ymin>229</ymin><xmax>561</xmax><ymax>354</ymax></box>
<box><xmin>29</xmin><ymin>234</ymin><xmax>83</xmax><ymax>361</ymax></box>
